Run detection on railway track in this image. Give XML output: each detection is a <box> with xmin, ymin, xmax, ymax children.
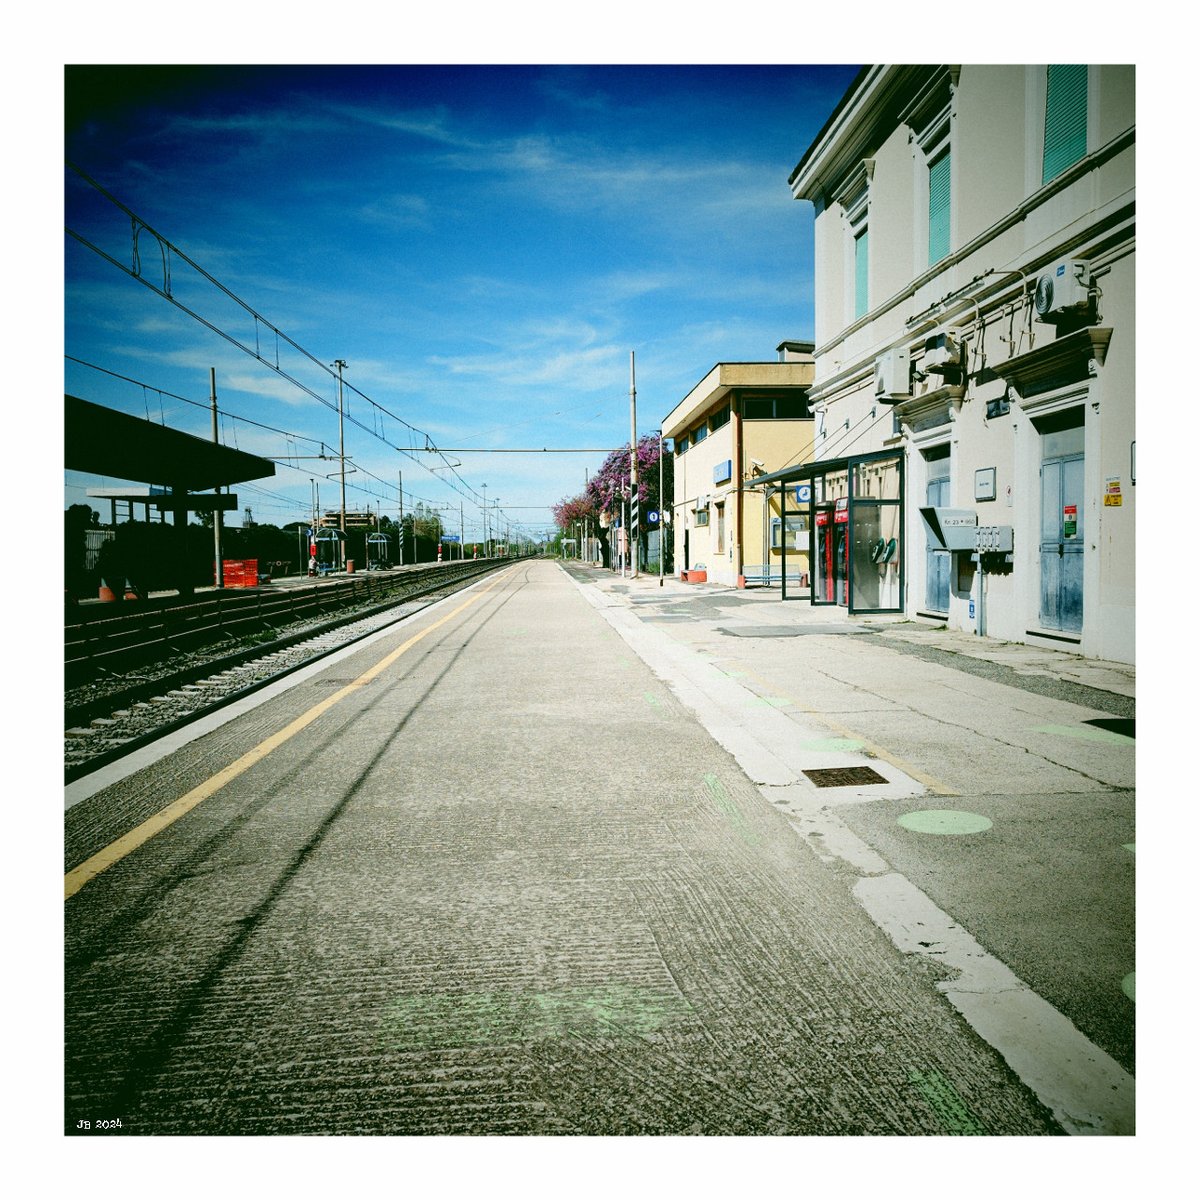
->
<box><xmin>65</xmin><ymin>558</ymin><xmax>516</xmax><ymax>783</ymax></box>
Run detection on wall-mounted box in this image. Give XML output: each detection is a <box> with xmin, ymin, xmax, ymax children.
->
<box><xmin>920</xmin><ymin>507</ymin><xmax>978</xmax><ymax>551</ymax></box>
<box><xmin>975</xmin><ymin>525</ymin><xmax>1014</xmax><ymax>553</ymax></box>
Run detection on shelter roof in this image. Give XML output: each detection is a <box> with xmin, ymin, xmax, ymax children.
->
<box><xmin>65</xmin><ymin>395</ymin><xmax>275</xmax><ymax>491</ymax></box>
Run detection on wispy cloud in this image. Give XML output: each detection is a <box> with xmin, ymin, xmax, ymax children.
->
<box><xmin>166</xmin><ymin>111</ymin><xmax>341</xmax><ymax>138</ymax></box>
<box><xmin>328</xmin><ymin>103</ymin><xmax>482</xmax><ymax>151</ymax></box>
<box><xmin>357</xmin><ymin>194</ymin><xmax>433</xmax><ymax>230</ymax></box>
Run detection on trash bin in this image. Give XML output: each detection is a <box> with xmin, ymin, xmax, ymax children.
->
<box><xmin>346</xmin><ymin>559</ymin><xmax>355</xmax><ymax>573</ymax></box>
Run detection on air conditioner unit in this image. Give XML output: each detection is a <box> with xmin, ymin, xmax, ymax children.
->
<box><xmin>922</xmin><ymin>333</ymin><xmax>962</xmax><ymax>373</ymax></box>
<box><xmin>875</xmin><ymin>348</ymin><xmax>911</xmax><ymax>402</ymax></box>
<box><xmin>1034</xmin><ymin>258</ymin><xmax>1092</xmax><ymax>321</ymax></box>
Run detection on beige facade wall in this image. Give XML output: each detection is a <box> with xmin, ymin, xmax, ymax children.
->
<box><xmin>672</xmin><ymin>422</ymin><xmax>738</xmax><ymax>586</ymax></box>
<box><xmin>742</xmin><ymin>420</ymin><xmax>816</xmax><ymax>579</ymax></box>
<box><xmin>793</xmin><ymin>64</ymin><xmax>1134</xmax><ymax>662</ymax></box>
<box><xmin>665</xmin><ymin>360</ymin><xmax>816</xmax><ymax>589</ymax></box>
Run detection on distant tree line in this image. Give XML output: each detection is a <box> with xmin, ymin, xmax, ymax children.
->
<box><xmin>63</xmin><ymin>500</ymin><xmax>490</xmax><ymax>601</ymax></box>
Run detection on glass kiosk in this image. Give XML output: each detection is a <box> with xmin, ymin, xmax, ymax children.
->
<box><xmin>778</xmin><ymin>448</ymin><xmax>904</xmax><ymax>614</ymax></box>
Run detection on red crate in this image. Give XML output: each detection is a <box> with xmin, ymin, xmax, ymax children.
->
<box><xmin>218</xmin><ymin>559</ymin><xmax>259</xmax><ymax>588</ymax></box>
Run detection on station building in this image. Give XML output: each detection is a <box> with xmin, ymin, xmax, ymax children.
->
<box><xmin>664</xmin><ymin>343</ymin><xmax>816</xmax><ymax>590</ymax></box>
<box><xmin>770</xmin><ymin>64</ymin><xmax>1135</xmax><ymax>662</ymax></box>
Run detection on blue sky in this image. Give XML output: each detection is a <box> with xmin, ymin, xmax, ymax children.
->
<box><xmin>63</xmin><ymin>63</ymin><xmax>860</xmax><ymax>542</ymax></box>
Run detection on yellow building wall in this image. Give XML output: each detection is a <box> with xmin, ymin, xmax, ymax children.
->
<box><xmin>742</xmin><ymin>419</ymin><xmax>815</xmax><ymax>581</ymax></box>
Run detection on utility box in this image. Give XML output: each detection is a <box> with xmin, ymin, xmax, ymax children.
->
<box><xmin>975</xmin><ymin>525</ymin><xmax>1014</xmax><ymax>553</ymax></box>
<box><xmin>920</xmin><ymin>507</ymin><xmax>978</xmax><ymax>552</ymax></box>
<box><xmin>875</xmin><ymin>348</ymin><xmax>911</xmax><ymax>401</ymax></box>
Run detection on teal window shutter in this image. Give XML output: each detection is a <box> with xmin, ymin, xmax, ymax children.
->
<box><xmin>1043</xmin><ymin>64</ymin><xmax>1088</xmax><ymax>184</ymax></box>
<box><xmin>854</xmin><ymin>228</ymin><xmax>869</xmax><ymax>319</ymax></box>
<box><xmin>928</xmin><ymin>149</ymin><xmax>951</xmax><ymax>265</ymax></box>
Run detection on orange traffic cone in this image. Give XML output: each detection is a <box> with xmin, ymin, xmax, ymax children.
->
<box><xmin>123</xmin><ymin>579</ymin><xmax>139</xmax><ymax>601</ymax></box>
<box><xmin>98</xmin><ymin>578</ymin><xmax>117</xmax><ymax>602</ymax></box>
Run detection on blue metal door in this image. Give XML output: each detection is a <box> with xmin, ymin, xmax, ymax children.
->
<box><xmin>1039</xmin><ymin>449</ymin><xmax>1084</xmax><ymax>632</ymax></box>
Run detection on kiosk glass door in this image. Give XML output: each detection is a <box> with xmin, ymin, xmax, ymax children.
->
<box><xmin>850</xmin><ymin>454</ymin><xmax>903</xmax><ymax>614</ymax></box>
<box><xmin>780</xmin><ymin>484</ymin><xmax>811</xmax><ymax>602</ymax></box>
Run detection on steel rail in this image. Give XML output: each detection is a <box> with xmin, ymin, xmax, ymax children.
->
<box><xmin>64</xmin><ymin>559</ymin><xmax>522</xmax><ymax>783</ymax></box>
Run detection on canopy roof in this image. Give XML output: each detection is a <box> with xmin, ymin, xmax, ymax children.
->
<box><xmin>65</xmin><ymin>394</ymin><xmax>275</xmax><ymax>491</ymax></box>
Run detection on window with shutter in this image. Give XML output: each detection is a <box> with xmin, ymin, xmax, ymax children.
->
<box><xmin>928</xmin><ymin>149</ymin><xmax>951</xmax><ymax>265</ymax></box>
<box><xmin>1043</xmin><ymin>64</ymin><xmax>1088</xmax><ymax>184</ymax></box>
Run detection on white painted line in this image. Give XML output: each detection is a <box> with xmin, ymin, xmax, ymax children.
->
<box><xmin>856</xmin><ymin>872</ymin><xmax>1135</xmax><ymax>1136</ymax></box>
<box><xmin>569</xmin><ymin>569</ymin><xmax>922</xmax><ymax>800</ymax></box>
<box><xmin>563</xmin><ymin>566</ymin><xmax>1136</xmax><ymax>1136</ymax></box>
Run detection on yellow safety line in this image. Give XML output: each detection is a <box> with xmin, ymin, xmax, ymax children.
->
<box><xmin>728</xmin><ymin>659</ymin><xmax>960</xmax><ymax>797</ymax></box>
<box><xmin>65</xmin><ymin>568</ymin><xmax>515</xmax><ymax>900</ymax></box>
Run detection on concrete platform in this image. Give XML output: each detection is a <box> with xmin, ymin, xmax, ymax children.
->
<box><xmin>64</xmin><ymin>560</ymin><xmax>1129</xmax><ymax>1136</ymax></box>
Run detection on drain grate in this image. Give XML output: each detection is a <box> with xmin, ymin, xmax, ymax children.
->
<box><xmin>803</xmin><ymin>766</ymin><xmax>888</xmax><ymax>788</ymax></box>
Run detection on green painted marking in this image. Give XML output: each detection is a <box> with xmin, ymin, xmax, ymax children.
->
<box><xmin>1122</xmin><ymin>972</ymin><xmax>1135</xmax><ymax>1002</ymax></box>
<box><xmin>908</xmin><ymin>1069</ymin><xmax>988</xmax><ymax>1135</ymax></box>
<box><xmin>644</xmin><ymin>692</ymin><xmax>662</xmax><ymax>708</ymax></box>
<box><xmin>795</xmin><ymin>737</ymin><xmax>865</xmax><ymax>752</ymax></box>
<box><xmin>379</xmin><ymin>984</ymin><xmax>693</xmax><ymax>1050</ymax></box>
<box><xmin>1123</xmin><ymin>843</ymin><xmax>1135</xmax><ymax>854</ymax></box>
<box><xmin>898</xmin><ymin>809</ymin><xmax>993</xmax><ymax>836</ymax></box>
<box><xmin>703</xmin><ymin>773</ymin><xmax>759</xmax><ymax>846</ymax></box>
<box><xmin>1034</xmin><ymin>724</ymin><xmax>1135</xmax><ymax>745</ymax></box>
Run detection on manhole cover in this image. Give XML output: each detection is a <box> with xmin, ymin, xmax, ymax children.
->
<box><xmin>803</xmin><ymin>766</ymin><xmax>888</xmax><ymax>788</ymax></box>
<box><xmin>717</xmin><ymin>626</ymin><xmax>801</xmax><ymax>638</ymax></box>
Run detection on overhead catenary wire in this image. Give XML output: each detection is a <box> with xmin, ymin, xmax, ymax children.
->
<box><xmin>66</xmin><ymin>355</ymin><xmax>463</xmax><ymax>519</ymax></box>
<box><xmin>66</xmin><ymin>166</ymin><xmax>641</xmax><ymax>539</ymax></box>
<box><xmin>65</xmin><ymin>163</ymin><xmax>532</xmax><ymax>531</ymax></box>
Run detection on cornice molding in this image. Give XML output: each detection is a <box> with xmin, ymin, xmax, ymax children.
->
<box><xmin>893</xmin><ymin>383</ymin><xmax>966</xmax><ymax>431</ymax></box>
<box><xmin>997</xmin><ymin>328</ymin><xmax>1113</xmax><ymax>401</ymax></box>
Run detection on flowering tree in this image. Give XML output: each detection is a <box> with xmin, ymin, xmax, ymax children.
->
<box><xmin>553</xmin><ymin>436</ymin><xmax>673</xmax><ymax>568</ymax></box>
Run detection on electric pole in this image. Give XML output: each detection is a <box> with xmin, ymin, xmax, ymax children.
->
<box><xmin>398</xmin><ymin>470</ymin><xmax>405</xmax><ymax>567</ymax></box>
<box><xmin>333</xmin><ymin>359</ymin><xmax>348</xmax><ymax>568</ymax></box>
<box><xmin>659</xmin><ymin>428</ymin><xmax>665</xmax><ymax>587</ymax></box>
<box><xmin>630</xmin><ymin>350</ymin><xmax>638</xmax><ymax>578</ymax></box>
<box><xmin>210</xmin><ymin>368</ymin><xmax>223</xmax><ymax>588</ymax></box>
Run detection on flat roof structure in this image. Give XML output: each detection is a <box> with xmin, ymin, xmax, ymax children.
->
<box><xmin>66</xmin><ymin>394</ymin><xmax>276</xmax><ymax>597</ymax></box>
<box><xmin>662</xmin><ymin>361</ymin><xmax>815</xmax><ymax>440</ymax></box>
<box><xmin>66</xmin><ymin>394</ymin><xmax>275</xmax><ymax>490</ymax></box>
